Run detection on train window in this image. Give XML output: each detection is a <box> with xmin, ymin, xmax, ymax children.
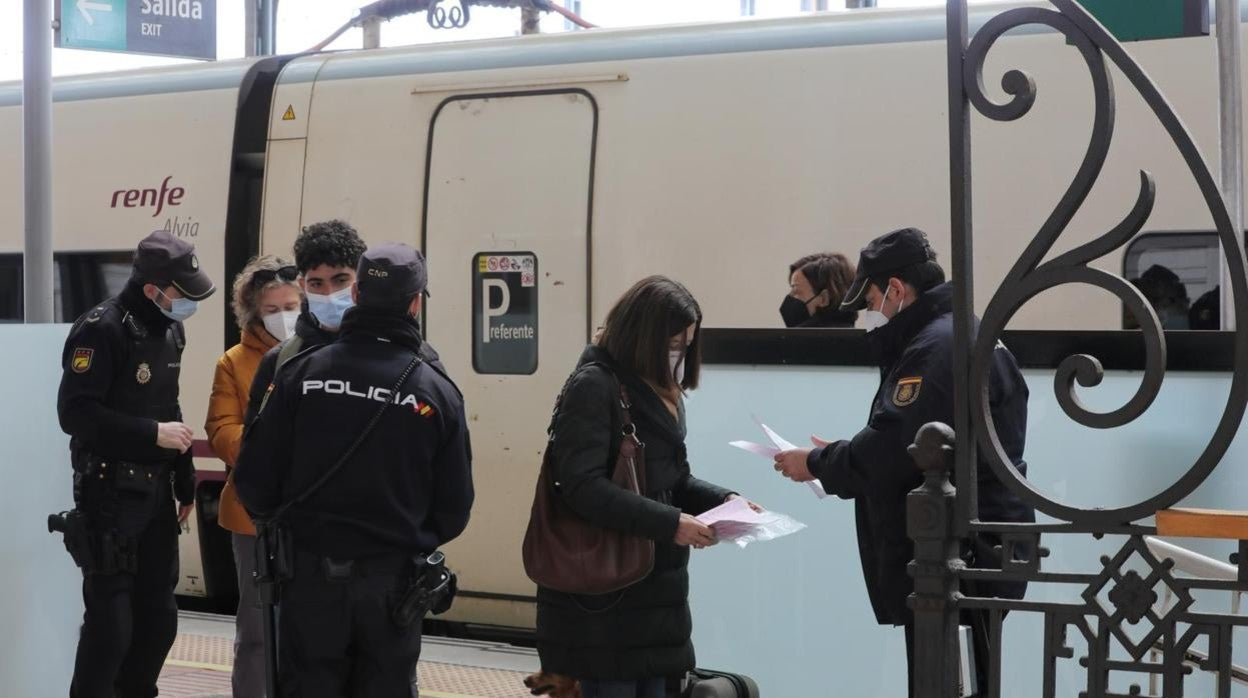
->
<box><xmin>0</xmin><ymin>251</ymin><xmax>133</xmax><ymax>323</ymax></box>
<box><xmin>0</xmin><ymin>256</ymin><xmax>20</xmax><ymax>323</ymax></box>
<box><xmin>1122</xmin><ymin>233</ymin><xmax>1221</xmax><ymax>330</ymax></box>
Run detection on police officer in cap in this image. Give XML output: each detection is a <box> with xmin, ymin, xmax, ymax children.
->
<box><xmin>57</xmin><ymin>229</ymin><xmax>215</xmax><ymax>698</ymax></box>
<box><xmin>235</xmin><ymin>242</ymin><xmax>474</xmax><ymax>697</ymax></box>
<box><xmin>771</xmin><ymin>228</ymin><xmax>1035</xmax><ymax>697</ymax></box>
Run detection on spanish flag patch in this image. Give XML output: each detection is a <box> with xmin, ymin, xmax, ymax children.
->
<box><xmin>893</xmin><ymin>377</ymin><xmax>922</xmax><ymax>407</ymax></box>
<box><xmin>416</xmin><ymin>402</ymin><xmax>435</xmax><ymax>418</ymax></box>
<box><xmin>71</xmin><ymin>348</ymin><xmax>94</xmax><ymax>374</ymax></box>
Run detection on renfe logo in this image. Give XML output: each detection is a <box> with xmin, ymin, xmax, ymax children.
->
<box><xmin>111</xmin><ymin>176</ymin><xmax>185</xmax><ymax>217</ymax></box>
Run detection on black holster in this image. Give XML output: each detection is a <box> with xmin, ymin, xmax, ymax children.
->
<box><xmin>391</xmin><ymin>551</ymin><xmax>457</xmax><ymax>629</ymax></box>
<box><xmin>47</xmin><ymin>509</ymin><xmax>138</xmax><ymax>576</ymax></box>
<box><xmin>253</xmin><ymin>519</ymin><xmax>294</xmax><ymax>604</ymax></box>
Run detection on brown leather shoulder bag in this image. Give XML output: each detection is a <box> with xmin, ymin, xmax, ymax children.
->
<box><xmin>522</xmin><ymin>366</ymin><xmax>655</xmax><ymax>594</ymax></box>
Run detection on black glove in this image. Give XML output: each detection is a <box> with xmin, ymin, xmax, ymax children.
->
<box><xmin>173</xmin><ymin>455</ymin><xmax>196</xmax><ymax>506</ymax></box>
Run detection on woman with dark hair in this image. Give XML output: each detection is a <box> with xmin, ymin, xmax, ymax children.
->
<box><xmin>780</xmin><ymin>252</ymin><xmax>859</xmax><ymax>328</ymax></box>
<box><xmin>205</xmin><ymin>254</ymin><xmax>301</xmax><ymax>697</ymax></box>
<box><xmin>535</xmin><ymin>275</ymin><xmax>758</xmax><ymax>698</ymax></box>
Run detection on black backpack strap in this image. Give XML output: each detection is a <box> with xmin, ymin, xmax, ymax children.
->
<box><xmin>266</xmin><ymin>352</ymin><xmax>423</xmax><ymax>522</ymax></box>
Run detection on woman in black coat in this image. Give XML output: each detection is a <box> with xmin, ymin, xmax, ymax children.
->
<box><xmin>535</xmin><ymin>276</ymin><xmax>759</xmax><ymax>698</ymax></box>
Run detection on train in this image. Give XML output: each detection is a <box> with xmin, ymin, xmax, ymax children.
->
<box><xmin>1</xmin><ymin>0</ymin><xmax>1238</xmax><ymax>635</ymax></box>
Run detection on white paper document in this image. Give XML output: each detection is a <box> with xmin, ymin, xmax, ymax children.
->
<box><xmin>695</xmin><ymin>497</ymin><xmax>806</xmax><ymax>548</ymax></box>
<box><xmin>729</xmin><ymin>416</ymin><xmax>828</xmax><ymax>499</ymax></box>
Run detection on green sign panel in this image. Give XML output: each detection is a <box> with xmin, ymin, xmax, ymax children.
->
<box><xmin>59</xmin><ymin>0</ymin><xmax>126</xmax><ymax>52</ymax></box>
<box><xmin>56</xmin><ymin>0</ymin><xmax>217</xmax><ymax>60</ymax></box>
<box><xmin>1076</xmin><ymin>0</ymin><xmax>1208</xmax><ymax>42</ymax></box>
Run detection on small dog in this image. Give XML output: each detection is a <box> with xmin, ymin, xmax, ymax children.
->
<box><xmin>523</xmin><ymin>671</ymin><xmax>582</xmax><ymax>698</ymax></box>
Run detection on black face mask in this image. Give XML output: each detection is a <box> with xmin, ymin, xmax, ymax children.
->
<box><xmin>780</xmin><ymin>295</ymin><xmax>813</xmax><ymax>328</ymax></box>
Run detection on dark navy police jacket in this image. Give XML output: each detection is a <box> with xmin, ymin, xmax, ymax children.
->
<box><xmin>235</xmin><ymin>306</ymin><xmax>474</xmax><ymax>559</ymax></box>
<box><xmin>807</xmin><ymin>282</ymin><xmax>1034</xmax><ymax>626</ymax></box>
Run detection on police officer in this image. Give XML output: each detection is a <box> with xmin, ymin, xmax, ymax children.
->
<box><xmin>235</xmin><ymin>242</ymin><xmax>474</xmax><ymax>697</ymax></box>
<box><xmin>245</xmin><ymin>220</ymin><xmax>449</xmax><ymax>425</ymax></box>
<box><xmin>57</xmin><ymin>230</ymin><xmax>215</xmax><ymax>698</ymax></box>
<box><xmin>772</xmin><ymin>228</ymin><xmax>1035</xmax><ymax>698</ymax></box>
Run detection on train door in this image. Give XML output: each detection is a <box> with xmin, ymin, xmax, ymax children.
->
<box><xmin>423</xmin><ymin>90</ymin><xmax>597</xmax><ymax>628</ymax></box>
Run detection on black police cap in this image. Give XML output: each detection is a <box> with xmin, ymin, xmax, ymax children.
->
<box><xmin>841</xmin><ymin>227</ymin><xmax>936</xmax><ymax>311</ymax></box>
<box><xmin>356</xmin><ymin>243</ymin><xmax>428</xmax><ymax>311</ymax></box>
<box><xmin>131</xmin><ymin>230</ymin><xmax>215</xmax><ymax>301</ymax></box>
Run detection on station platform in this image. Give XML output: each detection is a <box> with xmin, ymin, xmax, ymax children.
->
<box><xmin>159</xmin><ymin>612</ymin><xmax>540</xmax><ymax>698</ymax></box>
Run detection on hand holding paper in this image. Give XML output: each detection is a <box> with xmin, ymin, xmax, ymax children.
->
<box><xmin>729</xmin><ymin>416</ymin><xmax>827</xmax><ymax>499</ymax></box>
<box><xmin>696</xmin><ymin>498</ymin><xmax>806</xmax><ymax>548</ymax></box>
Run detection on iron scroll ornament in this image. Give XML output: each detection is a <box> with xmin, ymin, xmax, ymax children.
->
<box><xmin>428</xmin><ymin>0</ymin><xmax>470</xmax><ymax>29</ymax></box>
<box><xmin>963</xmin><ymin>1</ymin><xmax>1248</xmax><ymax>525</ymax></box>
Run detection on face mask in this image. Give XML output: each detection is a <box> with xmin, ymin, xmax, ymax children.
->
<box><xmin>863</xmin><ymin>287</ymin><xmax>891</xmax><ymax>333</ymax></box>
<box><xmin>306</xmin><ymin>286</ymin><xmax>354</xmax><ymax>330</ymax></box>
<box><xmin>670</xmin><ymin>350</ymin><xmax>686</xmax><ymax>386</ymax></box>
<box><xmin>155</xmin><ymin>290</ymin><xmax>197</xmax><ymax>322</ymax></box>
<box><xmin>262</xmin><ymin>310</ymin><xmax>300</xmax><ymax>342</ymax></box>
<box><xmin>780</xmin><ymin>295</ymin><xmax>813</xmax><ymax>328</ymax></box>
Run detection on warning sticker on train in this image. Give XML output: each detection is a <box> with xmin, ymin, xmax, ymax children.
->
<box><xmin>473</xmin><ymin>252</ymin><xmax>538</xmax><ymax>375</ymax></box>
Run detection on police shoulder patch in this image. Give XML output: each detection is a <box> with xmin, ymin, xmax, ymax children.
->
<box><xmin>893</xmin><ymin>377</ymin><xmax>922</xmax><ymax>407</ymax></box>
<box><xmin>71</xmin><ymin>348</ymin><xmax>94</xmax><ymax>374</ymax></box>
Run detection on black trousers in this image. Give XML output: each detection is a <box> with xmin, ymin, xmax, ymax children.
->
<box><xmin>277</xmin><ymin>553</ymin><xmax>422</xmax><ymax>698</ymax></box>
<box><xmin>70</xmin><ymin>482</ymin><xmax>179</xmax><ymax>698</ymax></box>
<box><xmin>904</xmin><ymin>608</ymin><xmax>995</xmax><ymax>698</ymax></box>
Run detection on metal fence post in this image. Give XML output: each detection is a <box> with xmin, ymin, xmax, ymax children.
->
<box><xmin>908</xmin><ymin>422</ymin><xmax>962</xmax><ymax>698</ymax></box>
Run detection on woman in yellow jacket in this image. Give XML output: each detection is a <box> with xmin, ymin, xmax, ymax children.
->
<box><xmin>206</xmin><ymin>255</ymin><xmax>301</xmax><ymax>698</ymax></box>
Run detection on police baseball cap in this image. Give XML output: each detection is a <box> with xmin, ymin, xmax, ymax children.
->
<box><xmin>841</xmin><ymin>227</ymin><xmax>937</xmax><ymax>311</ymax></box>
<box><xmin>132</xmin><ymin>230</ymin><xmax>216</xmax><ymax>301</ymax></box>
<box><xmin>356</xmin><ymin>243</ymin><xmax>428</xmax><ymax>310</ymax></box>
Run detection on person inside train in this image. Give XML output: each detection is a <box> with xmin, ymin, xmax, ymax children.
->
<box><xmin>1189</xmin><ymin>286</ymin><xmax>1220</xmax><ymax>330</ymax></box>
<box><xmin>771</xmin><ymin>228</ymin><xmax>1035</xmax><ymax>698</ymax></box>
<box><xmin>1125</xmin><ymin>264</ymin><xmax>1190</xmax><ymax>330</ymax></box>
<box><xmin>532</xmin><ymin>275</ymin><xmax>762</xmax><ymax>698</ymax></box>
<box><xmin>780</xmin><ymin>252</ymin><xmax>859</xmax><ymax>328</ymax></box>
<box><xmin>205</xmin><ymin>254</ymin><xmax>302</xmax><ymax>698</ymax></box>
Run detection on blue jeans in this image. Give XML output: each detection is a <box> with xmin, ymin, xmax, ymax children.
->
<box><xmin>579</xmin><ymin>678</ymin><xmax>667</xmax><ymax>698</ymax></box>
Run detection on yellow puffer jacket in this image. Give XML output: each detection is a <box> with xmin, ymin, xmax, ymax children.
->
<box><xmin>206</xmin><ymin>328</ymin><xmax>277</xmax><ymax>536</ymax></box>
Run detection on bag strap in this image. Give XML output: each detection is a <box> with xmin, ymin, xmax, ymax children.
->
<box><xmin>543</xmin><ymin>361</ymin><xmax>639</xmax><ymax>487</ymax></box>
<box><xmin>266</xmin><ymin>352</ymin><xmax>423</xmax><ymax>522</ymax></box>
<box><xmin>255</xmin><ymin>336</ymin><xmax>307</xmax><ymax>417</ymax></box>
<box><xmin>276</xmin><ymin>334</ymin><xmax>305</xmax><ymax>368</ymax></box>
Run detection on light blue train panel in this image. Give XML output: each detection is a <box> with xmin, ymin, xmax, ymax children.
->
<box><xmin>686</xmin><ymin>364</ymin><xmax>1247</xmax><ymax>697</ymax></box>
<box><xmin>0</xmin><ymin>325</ymin><xmax>79</xmax><ymax>695</ymax></box>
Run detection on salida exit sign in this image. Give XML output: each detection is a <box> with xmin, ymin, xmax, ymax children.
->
<box><xmin>1076</xmin><ymin>0</ymin><xmax>1209</xmax><ymax>41</ymax></box>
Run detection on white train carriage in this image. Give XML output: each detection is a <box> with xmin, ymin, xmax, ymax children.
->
<box><xmin>0</xmin><ymin>1</ymin><xmax>1239</xmax><ymax>634</ymax></box>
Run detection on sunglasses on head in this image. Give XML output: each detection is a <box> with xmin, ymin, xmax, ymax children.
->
<box><xmin>252</xmin><ymin>265</ymin><xmax>298</xmax><ymax>285</ymax></box>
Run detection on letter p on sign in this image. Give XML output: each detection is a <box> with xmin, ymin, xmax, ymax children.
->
<box><xmin>482</xmin><ymin>279</ymin><xmax>510</xmax><ymax>343</ymax></box>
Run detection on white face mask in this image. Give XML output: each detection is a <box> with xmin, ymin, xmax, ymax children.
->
<box><xmin>262</xmin><ymin>310</ymin><xmax>300</xmax><ymax>342</ymax></box>
<box><xmin>306</xmin><ymin>286</ymin><xmax>354</xmax><ymax>330</ymax></box>
<box><xmin>155</xmin><ymin>289</ymin><xmax>198</xmax><ymax>322</ymax></box>
<box><xmin>670</xmin><ymin>350</ymin><xmax>686</xmax><ymax>385</ymax></box>
<box><xmin>863</xmin><ymin>286</ymin><xmax>904</xmax><ymax>333</ymax></box>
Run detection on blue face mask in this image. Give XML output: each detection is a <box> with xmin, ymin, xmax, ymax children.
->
<box><xmin>306</xmin><ymin>286</ymin><xmax>354</xmax><ymax>330</ymax></box>
<box><xmin>155</xmin><ymin>290</ymin><xmax>198</xmax><ymax>322</ymax></box>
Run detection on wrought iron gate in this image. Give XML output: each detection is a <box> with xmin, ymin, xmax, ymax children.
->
<box><xmin>911</xmin><ymin>1</ymin><xmax>1248</xmax><ymax>696</ymax></box>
